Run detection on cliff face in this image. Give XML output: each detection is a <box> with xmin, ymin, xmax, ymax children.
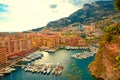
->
<box><xmin>89</xmin><ymin>23</ymin><xmax>120</xmax><ymax>80</ymax></box>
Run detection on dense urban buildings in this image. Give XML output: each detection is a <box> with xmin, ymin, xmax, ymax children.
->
<box><xmin>0</xmin><ymin>47</ymin><xmax>7</xmax><ymax>66</ymax></box>
<box><xmin>0</xmin><ymin>24</ymin><xmax>101</xmax><ymax>66</ymax></box>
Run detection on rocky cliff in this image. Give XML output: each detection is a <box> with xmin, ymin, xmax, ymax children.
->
<box><xmin>89</xmin><ymin>22</ymin><xmax>120</xmax><ymax>80</ymax></box>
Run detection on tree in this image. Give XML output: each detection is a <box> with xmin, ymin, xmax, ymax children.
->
<box><xmin>103</xmin><ymin>22</ymin><xmax>120</xmax><ymax>35</ymax></box>
<box><xmin>114</xmin><ymin>0</ymin><xmax>120</xmax><ymax>11</ymax></box>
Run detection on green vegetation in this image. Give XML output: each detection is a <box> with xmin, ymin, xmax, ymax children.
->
<box><xmin>114</xmin><ymin>56</ymin><xmax>120</xmax><ymax>70</ymax></box>
<box><xmin>61</xmin><ymin>32</ymin><xmax>73</xmax><ymax>36</ymax></box>
<box><xmin>103</xmin><ymin>22</ymin><xmax>120</xmax><ymax>35</ymax></box>
<box><xmin>116</xmin><ymin>56</ymin><xmax>120</xmax><ymax>61</ymax></box>
<box><xmin>102</xmin><ymin>34</ymin><xmax>117</xmax><ymax>43</ymax></box>
<box><xmin>101</xmin><ymin>22</ymin><xmax>120</xmax><ymax>43</ymax></box>
<box><xmin>116</xmin><ymin>56</ymin><xmax>120</xmax><ymax>66</ymax></box>
<box><xmin>114</xmin><ymin>0</ymin><xmax>120</xmax><ymax>11</ymax></box>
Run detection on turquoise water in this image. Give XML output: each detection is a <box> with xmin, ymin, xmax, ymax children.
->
<box><xmin>0</xmin><ymin>49</ymin><xmax>96</xmax><ymax>80</ymax></box>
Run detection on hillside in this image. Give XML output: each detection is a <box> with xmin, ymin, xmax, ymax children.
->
<box><xmin>46</xmin><ymin>1</ymin><xmax>117</xmax><ymax>28</ymax></box>
<box><xmin>89</xmin><ymin>22</ymin><xmax>120</xmax><ymax>80</ymax></box>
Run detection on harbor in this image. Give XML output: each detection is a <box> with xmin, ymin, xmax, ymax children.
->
<box><xmin>71</xmin><ymin>46</ymin><xmax>98</xmax><ymax>59</ymax></box>
<box><xmin>64</xmin><ymin>46</ymin><xmax>89</xmax><ymax>50</ymax></box>
<box><xmin>0</xmin><ymin>49</ymin><xmax>97</xmax><ymax>80</ymax></box>
<box><xmin>21</xmin><ymin>51</ymin><xmax>44</xmax><ymax>62</ymax></box>
<box><xmin>0</xmin><ymin>67</ymin><xmax>16</xmax><ymax>77</ymax></box>
<box><xmin>24</xmin><ymin>62</ymin><xmax>64</xmax><ymax>76</ymax></box>
<box><xmin>71</xmin><ymin>51</ymin><xmax>96</xmax><ymax>59</ymax></box>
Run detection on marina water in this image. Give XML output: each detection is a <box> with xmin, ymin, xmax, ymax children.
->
<box><xmin>0</xmin><ymin>49</ymin><xmax>97</xmax><ymax>80</ymax></box>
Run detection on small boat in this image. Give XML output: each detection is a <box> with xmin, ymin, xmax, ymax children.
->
<box><xmin>55</xmin><ymin>68</ymin><xmax>59</xmax><ymax>76</ymax></box>
<box><xmin>25</xmin><ymin>68</ymin><xmax>28</xmax><ymax>71</ymax></box>
<box><xmin>11</xmin><ymin>68</ymin><xmax>16</xmax><ymax>72</ymax></box>
<box><xmin>46</xmin><ymin>68</ymin><xmax>51</xmax><ymax>74</ymax></box>
<box><xmin>51</xmin><ymin>69</ymin><xmax>55</xmax><ymax>74</ymax></box>
<box><xmin>43</xmin><ymin>69</ymin><xmax>47</xmax><ymax>74</ymax></box>
<box><xmin>58</xmin><ymin>69</ymin><xmax>62</xmax><ymax>75</ymax></box>
<box><xmin>21</xmin><ymin>66</ymin><xmax>25</xmax><ymax>69</ymax></box>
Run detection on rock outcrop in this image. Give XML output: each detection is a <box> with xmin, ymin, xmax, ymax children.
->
<box><xmin>89</xmin><ymin>23</ymin><xmax>120</xmax><ymax>80</ymax></box>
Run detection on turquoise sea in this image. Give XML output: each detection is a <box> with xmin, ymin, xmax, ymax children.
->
<box><xmin>0</xmin><ymin>49</ymin><xmax>97</xmax><ymax>80</ymax></box>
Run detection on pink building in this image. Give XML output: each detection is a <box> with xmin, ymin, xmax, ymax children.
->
<box><xmin>0</xmin><ymin>47</ymin><xmax>7</xmax><ymax>65</ymax></box>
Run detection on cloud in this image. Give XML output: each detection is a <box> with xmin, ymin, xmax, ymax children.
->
<box><xmin>49</xmin><ymin>4</ymin><xmax>57</xmax><ymax>9</ymax></box>
<box><xmin>0</xmin><ymin>0</ymin><xmax>79</xmax><ymax>32</ymax></box>
<box><xmin>69</xmin><ymin>0</ymin><xmax>113</xmax><ymax>7</ymax></box>
<box><xmin>0</xmin><ymin>4</ymin><xmax>9</xmax><ymax>12</ymax></box>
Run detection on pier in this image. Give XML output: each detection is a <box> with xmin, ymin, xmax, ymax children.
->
<box><xmin>15</xmin><ymin>64</ymin><xmax>26</xmax><ymax>67</ymax></box>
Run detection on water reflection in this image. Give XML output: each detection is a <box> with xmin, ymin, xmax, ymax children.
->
<box><xmin>36</xmin><ymin>50</ymin><xmax>72</xmax><ymax>73</ymax></box>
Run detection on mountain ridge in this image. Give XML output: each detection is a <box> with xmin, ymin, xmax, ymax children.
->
<box><xmin>46</xmin><ymin>0</ymin><xmax>117</xmax><ymax>28</ymax></box>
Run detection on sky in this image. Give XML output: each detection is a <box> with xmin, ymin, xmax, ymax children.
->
<box><xmin>0</xmin><ymin>0</ymin><xmax>111</xmax><ymax>32</ymax></box>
